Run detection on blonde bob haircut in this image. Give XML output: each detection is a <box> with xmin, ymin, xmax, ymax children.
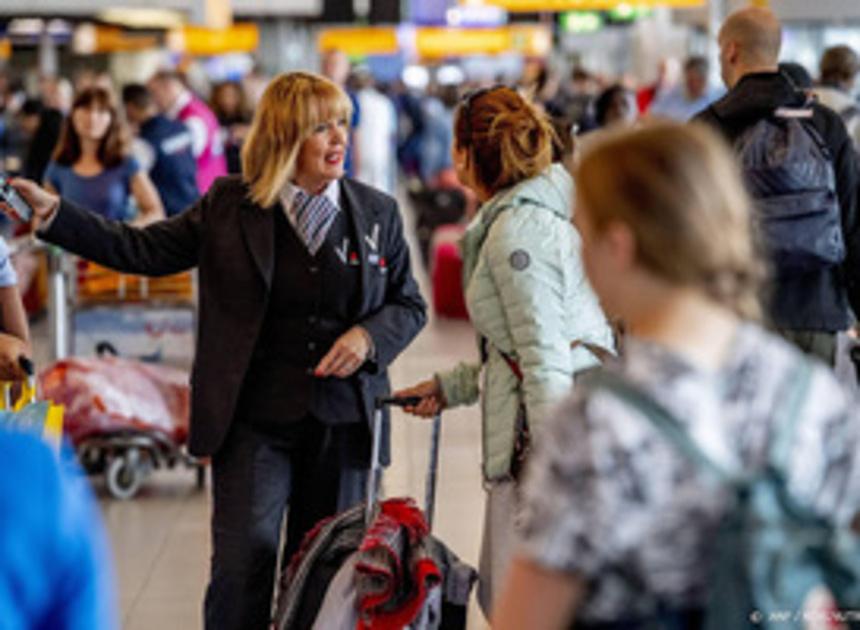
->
<box><xmin>576</xmin><ymin>122</ymin><xmax>765</xmax><ymax>321</ymax></box>
<box><xmin>241</xmin><ymin>72</ymin><xmax>353</xmax><ymax>208</ymax></box>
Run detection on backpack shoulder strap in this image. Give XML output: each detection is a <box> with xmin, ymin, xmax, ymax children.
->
<box><xmin>580</xmin><ymin>369</ymin><xmax>733</xmax><ymax>482</ymax></box>
<box><xmin>768</xmin><ymin>361</ymin><xmax>814</xmax><ymax>470</ymax></box>
<box><xmin>582</xmin><ymin>360</ymin><xmax>815</xmax><ymax>483</ymax></box>
<box><xmin>773</xmin><ymin>101</ymin><xmax>833</xmax><ymax>159</ymax></box>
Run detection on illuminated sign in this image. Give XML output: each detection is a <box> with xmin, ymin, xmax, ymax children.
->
<box><xmin>559</xmin><ymin>11</ymin><xmax>604</xmax><ymax>33</ymax></box>
<box><xmin>472</xmin><ymin>0</ymin><xmax>704</xmax><ymax>10</ymax></box>
<box><xmin>318</xmin><ymin>24</ymin><xmax>552</xmax><ymax>59</ymax></box>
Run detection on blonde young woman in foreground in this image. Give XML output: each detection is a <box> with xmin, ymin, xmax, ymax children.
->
<box><xmin>494</xmin><ymin>123</ymin><xmax>860</xmax><ymax>629</ymax></box>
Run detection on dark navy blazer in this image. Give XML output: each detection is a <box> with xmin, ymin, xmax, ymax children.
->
<box><xmin>41</xmin><ymin>175</ymin><xmax>427</xmax><ymax>457</ymax></box>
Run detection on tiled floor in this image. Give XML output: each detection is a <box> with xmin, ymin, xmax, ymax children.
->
<box><xmin>32</xmin><ymin>196</ymin><xmax>491</xmax><ymax>629</ymax></box>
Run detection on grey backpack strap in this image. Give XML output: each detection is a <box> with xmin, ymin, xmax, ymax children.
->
<box><xmin>768</xmin><ymin>361</ymin><xmax>814</xmax><ymax>470</ymax></box>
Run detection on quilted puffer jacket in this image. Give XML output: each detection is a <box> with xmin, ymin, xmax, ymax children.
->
<box><xmin>435</xmin><ymin>164</ymin><xmax>613</xmax><ymax>481</ymax></box>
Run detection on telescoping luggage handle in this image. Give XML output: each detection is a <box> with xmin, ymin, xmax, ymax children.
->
<box><xmin>366</xmin><ymin>396</ymin><xmax>442</xmax><ymax>530</ymax></box>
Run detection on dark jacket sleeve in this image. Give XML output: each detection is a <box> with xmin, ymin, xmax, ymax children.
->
<box><xmin>828</xmin><ymin>117</ymin><xmax>860</xmax><ymax>319</ymax></box>
<box><xmin>39</xmin><ymin>192</ymin><xmax>205</xmax><ymax>277</ymax></box>
<box><xmin>360</xmin><ymin>199</ymin><xmax>427</xmax><ymax>371</ymax></box>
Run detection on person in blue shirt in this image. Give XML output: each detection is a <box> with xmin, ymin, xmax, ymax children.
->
<box><xmin>122</xmin><ymin>83</ymin><xmax>200</xmax><ymax>218</ymax></box>
<box><xmin>0</xmin><ymin>430</ymin><xmax>118</xmax><ymax>629</ymax></box>
<box><xmin>44</xmin><ymin>86</ymin><xmax>164</xmax><ymax>226</ymax></box>
<box><xmin>650</xmin><ymin>56</ymin><xmax>722</xmax><ymax>122</ymax></box>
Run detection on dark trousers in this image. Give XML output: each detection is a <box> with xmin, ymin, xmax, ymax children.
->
<box><xmin>203</xmin><ymin>419</ymin><xmax>368</xmax><ymax>630</ymax></box>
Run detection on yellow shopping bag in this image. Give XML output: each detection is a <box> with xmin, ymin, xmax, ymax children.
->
<box><xmin>0</xmin><ymin>377</ymin><xmax>65</xmax><ymax>451</ymax></box>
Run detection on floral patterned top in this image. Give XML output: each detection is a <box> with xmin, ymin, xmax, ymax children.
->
<box><xmin>520</xmin><ymin>323</ymin><xmax>860</xmax><ymax>624</ymax></box>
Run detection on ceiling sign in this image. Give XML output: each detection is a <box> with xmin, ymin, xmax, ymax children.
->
<box><xmin>471</xmin><ymin>0</ymin><xmax>704</xmax><ymax>10</ymax></box>
<box><xmin>318</xmin><ymin>24</ymin><xmax>551</xmax><ymax>58</ymax></box>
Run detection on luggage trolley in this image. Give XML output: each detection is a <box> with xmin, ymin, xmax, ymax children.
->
<box><xmin>43</xmin><ymin>249</ymin><xmax>203</xmax><ymax>499</ymax></box>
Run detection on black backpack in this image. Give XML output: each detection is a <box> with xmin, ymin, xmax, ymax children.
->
<box><xmin>735</xmin><ymin>104</ymin><xmax>845</xmax><ymax>271</ymax></box>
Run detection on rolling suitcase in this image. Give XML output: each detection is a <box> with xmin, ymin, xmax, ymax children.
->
<box><xmin>274</xmin><ymin>396</ymin><xmax>476</xmax><ymax>630</ymax></box>
<box><xmin>430</xmin><ymin>225</ymin><xmax>468</xmax><ymax>321</ymax></box>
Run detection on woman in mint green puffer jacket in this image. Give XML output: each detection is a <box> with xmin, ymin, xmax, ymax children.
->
<box><xmin>395</xmin><ymin>86</ymin><xmax>613</xmax><ymax>614</ymax></box>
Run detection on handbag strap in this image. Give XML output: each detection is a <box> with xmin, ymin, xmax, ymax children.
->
<box><xmin>481</xmin><ymin>337</ymin><xmax>612</xmax><ymax>385</ymax></box>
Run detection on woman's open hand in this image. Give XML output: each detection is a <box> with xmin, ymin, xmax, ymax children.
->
<box><xmin>393</xmin><ymin>379</ymin><xmax>447</xmax><ymax>418</ymax></box>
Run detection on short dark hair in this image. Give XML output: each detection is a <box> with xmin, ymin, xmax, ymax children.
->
<box><xmin>121</xmin><ymin>83</ymin><xmax>152</xmax><ymax>109</ymax></box>
<box><xmin>19</xmin><ymin>98</ymin><xmax>43</xmax><ymax>117</ymax></box>
<box><xmin>594</xmin><ymin>84</ymin><xmax>631</xmax><ymax>127</ymax></box>
<box><xmin>684</xmin><ymin>56</ymin><xmax>709</xmax><ymax>77</ymax></box>
<box><xmin>820</xmin><ymin>45</ymin><xmax>860</xmax><ymax>85</ymax></box>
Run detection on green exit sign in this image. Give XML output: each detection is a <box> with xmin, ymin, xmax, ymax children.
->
<box><xmin>559</xmin><ymin>11</ymin><xmax>604</xmax><ymax>34</ymax></box>
<box><xmin>607</xmin><ymin>4</ymin><xmax>654</xmax><ymax>21</ymax></box>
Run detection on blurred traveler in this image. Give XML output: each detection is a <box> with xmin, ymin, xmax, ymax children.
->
<box><xmin>147</xmin><ymin>70</ymin><xmax>227</xmax><ymax>193</ymax></box>
<box><xmin>3</xmin><ymin>70</ymin><xmax>426</xmax><ymax>630</ymax></box>
<box><xmin>44</xmin><ymin>87</ymin><xmax>164</xmax><ymax>226</ymax></box>
<box><xmin>814</xmin><ymin>45</ymin><xmax>860</xmax><ymax>149</ymax></box>
<box><xmin>39</xmin><ymin>76</ymin><xmax>73</xmax><ymax>115</ymax></box>
<box><xmin>0</xmin><ymin>430</ymin><xmax>118</xmax><ymax>629</ymax></box>
<box><xmin>650</xmin><ymin>56</ymin><xmax>720</xmax><ymax>121</ymax></box>
<box><xmin>551</xmin><ymin>66</ymin><xmax>599</xmax><ymax>134</ymax></box>
<box><xmin>395</xmin><ymin>86</ymin><xmax>613</xmax><ymax>615</ymax></box>
<box><xmin>353</xmin><ymin>69</ymin><xmax>397</xmax><ymax>194</ymax></box>
<box><xmin>419</xmin><ymin>84</ymin><xmax>457</xmax><ymax>185</ymax></box>
<box><xmin>494</xmin><ymin>121</ymin><xmax>860</xmax><ymax>630</ymax></box>
<box><xmin>322</xmin><ymin>49</ymin><xmax>361</xmax><ymax>178</ymax></box>
<box><xmin>636</xmin><ymin>58</ymin><xmax>677</xmax><ymax>114</ymax></box>
<box><xmin>210</xmin><ymin>81</ymin><xmax>252</xmax><ymax>175</ymax></box>
<box><xmin>695</xmin><ymin>7</ymin><xmax>860</xmax><ymax>365</ymax></box>
<box><xmin>18</xmin><ymin>98</ymin><xmax>63</xmax><ymax>183</ymax></box>
<box><xmin>122</xmin><ymin>83</ymin><xmax>199</xmax><ymax>218</ymax></box>
<box><xmin>594</xmin><ymin>84</ymin><xmax>637</xmax><ymax>129</ymax></box>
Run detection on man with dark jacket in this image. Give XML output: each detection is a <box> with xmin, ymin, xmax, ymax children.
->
<box><xmin>695</xmin><ymin>7</ymin><xmax>860</xmax><ymax>364</ymax></box>
<box><xmin>122</xmin><ymin>83</ymin><xmax>199</xmax><ymax>217</ymax></box>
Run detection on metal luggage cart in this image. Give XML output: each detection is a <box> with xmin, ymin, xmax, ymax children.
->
<box><xmin>41</xmin><ymin>247</ymin><xmax>204</xmax><ymax>499</ymax></box>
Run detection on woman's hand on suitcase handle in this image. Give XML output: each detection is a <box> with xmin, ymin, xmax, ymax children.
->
<box><xmin>393</xmin><ymin>379</ymin><xmax>447</xmax><ymax>418</ymax></box>
<box><xmin>314</xmin><ymin>326</ymin><xmax>371</xmax><ymax>378</ymax></box>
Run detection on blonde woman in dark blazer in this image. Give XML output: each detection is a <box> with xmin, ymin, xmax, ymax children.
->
<box><xmin>4</xmin><ymin>72</ymin><xmax>426</xmax><ymax>630</ymax></box>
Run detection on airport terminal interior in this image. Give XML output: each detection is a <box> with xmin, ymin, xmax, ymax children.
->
<box><xmin>6</xmin><ymin>0</ymin><xmax>860</xmax><ymax>628</ymax></box>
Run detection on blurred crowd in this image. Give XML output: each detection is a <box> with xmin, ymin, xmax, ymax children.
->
<box><xmin>0</xmin><ymin>40</ymin><xmax>859</xmax><ymax>221</ymax></box>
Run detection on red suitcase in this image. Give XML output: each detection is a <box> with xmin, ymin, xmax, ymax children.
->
<box><xmin>430</xmin><ymin>225</ymin><xmax>469</xmax><ymax>320</ymax></box>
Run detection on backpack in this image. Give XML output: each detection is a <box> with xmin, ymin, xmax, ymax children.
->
<box><xmin>735</xmin><ymin>105</ymin><xmax>846</xmax><ymax>271</ymax></box>
<box><xmin>582</xmin><ymin>365</ymin><xmax>860</xmax><ymax>630</ymax></box>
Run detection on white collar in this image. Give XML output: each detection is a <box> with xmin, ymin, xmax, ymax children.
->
<box><xmin>280</xmin><ymin>179</ymin><xmax>341</xmax><ymax>213</ymax></box>
<box><xmin>167</xmin><ymin>90</ymin><xmax>193</xmax><ymax>119</ymax></box>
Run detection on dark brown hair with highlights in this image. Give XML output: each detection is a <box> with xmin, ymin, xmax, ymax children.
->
<box><xmin>454</xmin><ymin>86</ymin><xmax>554</xmax><ymax>195</ymax></box>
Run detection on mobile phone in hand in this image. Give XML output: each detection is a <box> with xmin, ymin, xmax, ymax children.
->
<box><xmin>0</xmin><ymin>174</ymin><xmax>33</xmax><ymax>222</ymax></box>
